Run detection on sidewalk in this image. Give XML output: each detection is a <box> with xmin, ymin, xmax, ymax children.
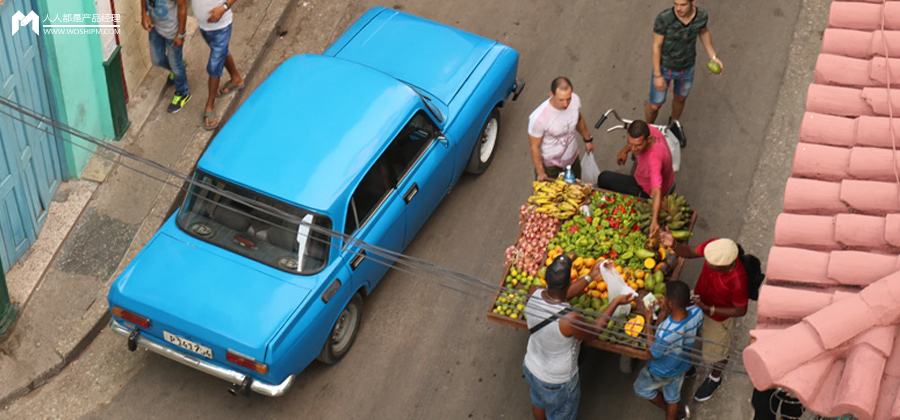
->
<box><xmin>0</xmin><ymin>0</ymin><xmax>292</xmax><ymax>407</ymax></box>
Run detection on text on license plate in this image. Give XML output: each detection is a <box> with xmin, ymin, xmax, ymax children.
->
<box><xmin>164</xmin><ymin>331</ymin><xmax>213</xmax><ymax>359</ymax></box>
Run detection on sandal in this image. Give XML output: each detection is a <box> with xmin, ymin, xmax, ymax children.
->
<box><xmin>203</xmin><ymin>110</ymin><xmax>219</xmax><ymax>131</ymax></box>
<box><xmin>217</xmin><ymin>81</ymin><xmax>244</xmax><ymax>98</ymax></box>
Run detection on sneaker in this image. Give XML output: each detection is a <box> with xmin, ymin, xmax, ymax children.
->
<box><xmin>684</xmin><ymin>365</ymin><xmax>697</xmax><ymax>379</ymax></box>
<box><xmin>166</xmin><ymin>72</ymin><xmax>174</xmax><ymax>86</ymax></box>
<box><xmin>167</xmin><ymin>92</ymin><xmax>190</xmax><ymax>113</ymax></box>
<box><xmin>694</xmin><ymin>375</ymin><xmax>722</xmax><ymax>402</ymax></box>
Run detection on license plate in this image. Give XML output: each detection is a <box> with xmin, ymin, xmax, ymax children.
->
<box><xmin>164</xmin><ymin>331</ymin><xmax>213</xmax><ymax>359</ymax></box>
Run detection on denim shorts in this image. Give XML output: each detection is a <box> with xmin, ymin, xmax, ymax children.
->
<box><xmin>200</xmin><ymin>24</ymin><xmax>232</xmax><ymax>78</ymax></box>
<box><xmin>649</xmin><ymin>65</ymin><xmax>695</xmax><ymax>106</ymax></box>
<box><xmin>633</xmin><ymin>366</ymin><xmax>684</xmax><ymax>404</ymax></box>
<box><xmin>523</xmin><ymin>363</ymin><xmax>580</xmax><ymax>420</ymax></box>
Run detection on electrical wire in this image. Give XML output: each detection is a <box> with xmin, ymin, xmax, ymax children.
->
<box><xmin>0</xmin><ymin>95</ymin><xmax>749</xmax><ymax>374</ymax></box>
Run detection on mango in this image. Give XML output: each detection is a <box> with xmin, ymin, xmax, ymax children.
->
<box><xmin>706</xmin><ymin>60</ymin><xmax>722</xmax><ymax>75</ymax></box>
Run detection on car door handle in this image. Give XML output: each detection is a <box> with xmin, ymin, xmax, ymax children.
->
<box><xmin>404</xmin><ymin>183</ymin><xmax>418</xmax><ymax>204</ymax></box>
<box><xmin>350</xmin><ymin>250</ymin><xmax>366</xmax><ymax>270</ymax></box>
<box><xmin>437</xmin><ymin>135</ymin><xmax>449</xmax><ymax>148</ymax></box>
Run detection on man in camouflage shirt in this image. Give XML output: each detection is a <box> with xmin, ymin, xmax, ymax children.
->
<box><xmin>645</xmin><ymin>0</ymin><xmax>722</xmax><ymax>129</ymax></box>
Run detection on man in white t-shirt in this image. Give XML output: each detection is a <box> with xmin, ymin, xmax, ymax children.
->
<box><xmin>192</xmin><ymin>0</ymin><xmax>244</xmax><ymax>130</ymax></box>
<box><xmin>528</xmin><ymin>77</ymin><xmax>594</xmax><ymax>181</ymax></box>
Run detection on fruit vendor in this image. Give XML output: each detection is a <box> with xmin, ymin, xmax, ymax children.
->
<box><xmin>657</xmin><ymin>234</ymin><xmax>748</xmax><ymax>403</ymax></box>
<box><xmin>645</xmin><ymin>0</ymin><xmax>722</xmax><ymax>128</ymax></box>
<box><xmin>634</xmin><ymin>280</ymin><xmax>703</xmax><ymax>420</ymax></box>
<box><xmin>596</xmin><ymin>120</ymin><xmax>674</xmax><ymax>237</ymax></box>
<box><xmin>528</xmin><ymin>77</ymin><xmax>595</xmax><ymax>182</ymax></box>
<box><xmin>523</xmin><ymin>255</ymin><xmax>634</xmax><ymax>420</ymax></box>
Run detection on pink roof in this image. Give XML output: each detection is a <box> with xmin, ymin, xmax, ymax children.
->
<box><xmin>743</xmin><ymin>2</ymin><xmax>900</xmax><ymax>419</ymax></box>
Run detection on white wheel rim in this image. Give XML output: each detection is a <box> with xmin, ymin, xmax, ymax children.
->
<box><xmin>479</xmin><ymin>118</ymin><xmax>498</xmax><ymax>163</ymax></box>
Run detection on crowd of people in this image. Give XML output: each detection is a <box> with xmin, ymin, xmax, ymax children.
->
<box><xmin>521</xmin><ymin>1</ymin><xmax>754</xmax><ymax>420</ymax></box>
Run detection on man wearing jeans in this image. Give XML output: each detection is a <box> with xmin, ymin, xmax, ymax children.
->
<box><xmin>141</xmin><ymin>0</ymin><xmax>190</xmax><ymax>113</ymax></box>
<box><xmin>645</xmin><ymin>0</ymin><xmax>722</xmax><ymax>128</ymax></box>
<box><xmin>193</xmin><ymin>0</ymin><xmax>245</xmax><ymax>130</ymax></box>
<box><xmin>523</xmin><ymin>257</ymin><xmax>634</xmax><ymax>420</ymax></box>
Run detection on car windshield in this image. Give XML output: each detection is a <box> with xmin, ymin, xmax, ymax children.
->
<box><xmin>176</xmin><ymin>171</ymin><xmax>332</xmax><ymax>274</ymax></box>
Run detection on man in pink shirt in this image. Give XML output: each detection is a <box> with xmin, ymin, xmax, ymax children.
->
<box><xmin>528</xmin><ymin>77</ymin><xmax>594</xmax><ymax>181</ymax></box>
<box><xmin>596</xmin><ymin>120</ymin><xmax>674</xmax><ymax>237</ymax></box>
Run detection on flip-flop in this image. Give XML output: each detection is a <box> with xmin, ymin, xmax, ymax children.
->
<box><xmin>203</xmin><ymin>110</ymin><xmax>219</xmax><ymax>131</ymax></box>
<box><xmin>217</xmin><ymin>81</ymin><xmax>244</xmax><ymax>98</ymax></box>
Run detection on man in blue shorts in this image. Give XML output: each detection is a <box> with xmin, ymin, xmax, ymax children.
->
<box><xmin>192</xmin><ymin>0</ymin><xmax>245</xmax><ymax>130</ymax></box>
<box><xmin>645</xmin><ymin>0</ymin><xmax>722</xmax><ymax>130</ymax></box>
<box><xmin>634</xmin><ymin>280</ymin><xmax>703</xmax><ymax>420</ymax></box>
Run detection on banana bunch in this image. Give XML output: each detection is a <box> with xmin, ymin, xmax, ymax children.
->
<box><xmin>527</xmin><ymin>178</ymin><xmax>590</xmax><ymax>219</ymax></box>
<box><xmin>635</xmin><ymin>193</ymin><xmax>693</xmax><ymax>231</ymax></box>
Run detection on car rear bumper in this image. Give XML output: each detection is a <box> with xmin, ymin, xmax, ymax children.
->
<box><xmin>110</xmin><ymin>319</ymin><xmax>294</xmax><ymax>397</ymax></box>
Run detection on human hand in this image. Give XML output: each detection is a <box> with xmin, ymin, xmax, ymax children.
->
<box><xmin>613</xmin><ymin>293</ymin><xmax>636</xmax><ymax>306</ymax></box>
<box><xmin>690</xmin><ymin>295</ymin><xmax>707</xmax><ymax>310</ymax></box>
<box><xmin>585</xmin><ymin>142</ymin><xmax>595</xmax><ymax>154</ymax></box>
<box><xmin>208</xmin><ymin>5</ymin><xmax>226</xmax><ymax>23</ymax></box>
<box><xmin>710</xmin><ymin>57</ymin><xmax>724</xmax><ymax>75</ymax></box>
<box><xmin>616</xmin><ymin>150</ymin><xmax>628</xmax><ymax>166</ymax></box>
<box><xmin>658</xmin><ymin>227</ymin><xmax>675</xmax><ymax>248</ymax></box>
<box><xmin>653</xmin><ymin>75</ymin><xmax>666</xmax><ymax>91</ymax></box>
<box><xmin>141</xmin><ymin>12</ymin><xmax>154</xmax><ymax>31</ymax></box>
<box><xmin>588</xmin><ymin>262</ymin><xmax>602</xmax><ymax>280</ymax></box>
<box><xmin>649</xmin><ymin>220</ymin><xmax>660</xmax><ymax>239</ymax></box>
<box><xmin>173</xmin><ymin>36</ymin><xmax>184</xmax><ymax>48</ymax></box>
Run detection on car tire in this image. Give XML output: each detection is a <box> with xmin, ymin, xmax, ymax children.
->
<box><xmin>464</xmin><ymin>108</ymin><xmax>501</xmax><ymax>175</ymax></box>
<box><xmin>317</xmin><ymin>293</ymin><xmax>363</xmax><ymax>365</ymax></box>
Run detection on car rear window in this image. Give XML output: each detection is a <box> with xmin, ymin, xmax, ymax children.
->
<box><xmin>176</xmin><ymin>171</ymin><xmax>332</xmax><ymax>274</ymax></box>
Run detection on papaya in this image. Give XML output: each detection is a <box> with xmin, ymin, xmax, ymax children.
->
<box><xmin>635</xmin><ymin>249</ymin><xmax>656</xmax><ymax>260</ymax></box>
<box><xmin>670</xmin><ymin>230</ymin><xmax>693</xmax><ymax>241</ymax></box>
<box><xmin>654</xmin><ymin>282</ymin><xmax>667</xmax><ymax>295</ymax></box>
<box><xmin>653</xmin><ymin>270</ymin><xmax>665</xmax><ymax>284</ymax></box>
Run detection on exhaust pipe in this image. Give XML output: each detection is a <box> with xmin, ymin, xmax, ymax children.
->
<box><xmin>228</xmin><ymin>377</ymin><xmax>253</xmax><ymax>396</ymax></box>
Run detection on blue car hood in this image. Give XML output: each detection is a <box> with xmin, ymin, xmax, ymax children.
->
<box><xmin>110</xmin><ymin>232</ymin><xmax>312</xmax><ymax>359</ymax></box>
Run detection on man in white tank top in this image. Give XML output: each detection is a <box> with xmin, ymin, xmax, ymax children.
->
<box><xmin>523</xmin><ymin>256</ymin><xmax>634</xmax><ymax>420</ymax></box>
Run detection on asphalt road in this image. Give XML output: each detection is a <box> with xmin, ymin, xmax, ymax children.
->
<box><xmin>2</xmin><ymin>0</ymin><xmax>815</xmax><ymax>418</ymax></box>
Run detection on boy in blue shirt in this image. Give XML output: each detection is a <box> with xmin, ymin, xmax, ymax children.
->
<box><xmin>634</xmin><ymin>280</ymin><xmax>703</xmax><ymax>420</ymax></box>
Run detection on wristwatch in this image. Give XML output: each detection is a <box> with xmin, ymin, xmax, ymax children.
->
<box><xmin>223</xmin><ymin>2</ymin><xmax>231</xmax><ymax>11</ymax></box>
<box><xmin>175</xmin><ymin>33</ymin><xmax>185</xmax><ymax>39</ymax></box>
<box><xmin>584</xmin><ymin>136</ymin><xmax>594</xmax><ymax>143</ymax></box>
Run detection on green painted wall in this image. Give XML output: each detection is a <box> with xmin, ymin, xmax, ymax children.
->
<box><xmin>37</xmin><ymin>0</ymin><xmax>115</xmax><ymax>178</ymax></box>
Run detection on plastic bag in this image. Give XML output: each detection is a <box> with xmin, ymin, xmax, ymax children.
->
<box><xmin>599</xmin><ymin>260</ymin><xmax>636</xmax><ymax>317</ymax></box>
<box><xmin>664</xmin><ymin>131</ymin><xmax>681</xmax><ymax>172</ymax></box>
<box><xmin>581</xmin><ymin>151</ymin><xmax>601</xmax><ymax>186</ymax></box>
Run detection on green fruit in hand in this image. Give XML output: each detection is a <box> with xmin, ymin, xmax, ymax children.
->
<box><xmin>706</xmin><ymin>60</ymin><xmax>722</xmax><ymax>75</ymax></box>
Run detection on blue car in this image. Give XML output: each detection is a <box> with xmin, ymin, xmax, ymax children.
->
<box><xmin>107</xmin><ymin>7</ymin><xmax>522</xmax><ymax>396</ymax></box>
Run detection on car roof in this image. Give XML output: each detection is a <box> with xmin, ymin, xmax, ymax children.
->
<box><xmin>330</xmin><ymin>7</ymin><xmax>495</xmax><ymax>105</ymax></box>
<box><xmin>198</xmin><ymin>54</ymin><xmax>420</xmax><ymax>214</ymax></box>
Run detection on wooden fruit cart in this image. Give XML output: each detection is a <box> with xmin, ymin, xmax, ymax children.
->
<box><xmin>486</xmin><ymin>189</ymin><xmax>698</xmax><ymax>360</ymax></box>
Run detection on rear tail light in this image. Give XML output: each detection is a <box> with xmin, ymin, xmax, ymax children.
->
<box><xmin>112</xmin><ymin>306</ymin><xmax>151</xmax><ymax>328</ymax></box>
<box><xmin>226</xmin><ymin>350</ymin><xmax>269</xmax><ymax>374</ymax></box>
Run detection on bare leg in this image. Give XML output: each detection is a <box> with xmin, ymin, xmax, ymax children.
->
<box><xmin>666</xmin><ymin>402</ymin><xmax>681</xmax><ymax>420</ymax></box>
<box><xmin>671</xmin><ymin>95</ymin><xmax>687</xmax><ymax>121</ymax></box>
<box><xmin>649</xmin><ymin>394</ymin><xmax>668</xmax><ymax>411</ymax></box>
<box><xmin>645</xmin><ymin>102</ymin><xmax>661</xmax><ymax>124</ymax></box>
<box><xmin>222</xmin><ymin>54</ymin><xmax>244</xmax><ymax>87</ymax></box>
<box><xmin>205</xmin><ymin>76</ymin><xmax>220</xmax><ymax>127</ymax></box>
<box><xmin>711</xmin><ymin>360</ymin><xmax>726</xmax><ymax>379</ymax></box>
<box><xmin>531</xmin><ymin>405</ymin><xmax>546</xmax><ymax>420</ymax></box>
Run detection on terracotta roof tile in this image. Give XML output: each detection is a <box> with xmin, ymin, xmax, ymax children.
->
<box><xmin>744</xmin><ymin>2</ymin><xmax>900</xmax><ymax>418</ymax></box>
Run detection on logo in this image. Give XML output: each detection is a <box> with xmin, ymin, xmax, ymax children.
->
<box><xmin>12</xmin><ymin>11</ymin><xmax>40</xmax><ymax>35</ymax></box>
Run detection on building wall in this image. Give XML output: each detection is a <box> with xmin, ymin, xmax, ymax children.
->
<box><xmin>36</xmin><ymin>0</ymin><xmax>116</xmax><ymax>177</ymax></box>
<box><xmin>115</xmin><ymin>0</ymin><xmax>152</xmax><ymax>99</ymax></box>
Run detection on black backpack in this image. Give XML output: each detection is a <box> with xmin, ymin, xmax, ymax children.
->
<box><xmin>737</xmin><ymin>244</ymin><xmax>764</xmax><ymax>301</ymax></box>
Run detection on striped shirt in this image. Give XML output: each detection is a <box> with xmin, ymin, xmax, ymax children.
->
<box><xmin>648</xmin><ymin>306</ymin><xmax>703</xmax><ymax>378</ymax></box>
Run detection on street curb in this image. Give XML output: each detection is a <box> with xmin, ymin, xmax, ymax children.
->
<box><xmin>0</xmin><ymin>0</ymin><xmax>296</xmax><ymax>409</ymax></box>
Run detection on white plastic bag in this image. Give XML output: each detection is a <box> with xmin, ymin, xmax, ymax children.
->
<box><xmin>599</xmin><ymin>260</ymin><xmax>636</xmax><ymax>318</ymax></box>
<box><xmin>580</xmin><ymin>151</ymin><xmax>601</xmax><ymax>186</ymax></box>
<box><xmin>664</xmin><ymin>130</ymin><xmax>681</xmax><ymax>172</ymax></box>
